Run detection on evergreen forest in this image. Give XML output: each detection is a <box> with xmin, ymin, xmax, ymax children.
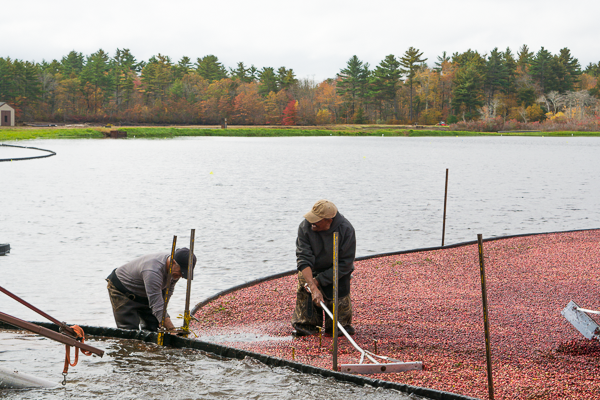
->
<box><xmin>1</xmin><ymin>46</ymin><xmax>600</xmax><ymax>130</ymax></box>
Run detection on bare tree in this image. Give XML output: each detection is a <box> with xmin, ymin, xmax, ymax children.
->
<box><xmin>546</xmin><ymin>91</ymin><xmax>563</xmax><ymax>114</ymax></box>
<box><xmin>517</xmin><ymin>106</ymin><xmax>528</xmax><ymax>123</ymax></box>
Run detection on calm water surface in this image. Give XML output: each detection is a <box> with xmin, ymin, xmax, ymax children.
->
<box><xmin>1</xmin><ymin>136</ymin><xmax>599</xmax><ymax>398</ymax></box>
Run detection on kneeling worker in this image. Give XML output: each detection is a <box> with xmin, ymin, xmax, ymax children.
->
<box><xmin>106</xmin><ymin>248</ymin><xmax>196</xmax><ymax>331</ymax></box>
<box><xmin>292</xmin><ymin>199</ymin><xmax>356</xmax><ymax>336</ymax></box>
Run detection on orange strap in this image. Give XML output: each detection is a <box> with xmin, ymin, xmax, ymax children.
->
<box><xmin>62</xmin><ymin>325</ymin><xmax>93</xmax><ymax>374</ymax></box>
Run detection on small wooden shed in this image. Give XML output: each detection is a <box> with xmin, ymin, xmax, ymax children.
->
<box><xmin>0</xmin><ymin>102</ymin><xmax>15</xmax><ymax>126</ymax></box>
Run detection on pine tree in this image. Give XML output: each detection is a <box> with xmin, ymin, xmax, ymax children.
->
<box><xmin>336</xmin><ymin>55</ymin><xmax>369</xmax><ymax>120</ymax></box>
<box><xmin>451</xmin><ymin>50</ymin><xmax>485</xmax><ymax>118</ymax></box>
<box><xmin>276</xmin><ymin>67</ymin><xmax>297</xmax><ymax>91</ymax></box>
<box><xmin>517</xmin><ymin>45</ymin><xmax>533</xmax><ymax>72</ymax></box>
<box><xmin>173</xmin><ymin>56</ymin><xmax>192</xmax><ymax>80</ymax></box>
<box><xmin>529</xmin><ymin>47</ymin><xmax>554</xmax><ymax>93</ymax></box>
<box><xmin>503</xmin><ymin>47</ymin><xmax>517</xmax><ymax>95</ymax></box>
<box><xmin>484</xmin><ymin>48</ymin><xmax>508</xmax><ymax>107</ymax></box>
<box><xmin>371</xmin><ymin>54</ymin><xmax>401</xmax><ymax>119</ymax></box>
<box><xmin>258</xmin><ymin>67</ymin><xmax>278</xmax><ymax>96</ymax></box>
<box><xmin>141</xmin><ymin>54</ymin><xmax>173</xmax><ymax>104</ymax></box>
<box><xmin>81</xmin><ymin>49</ymin><xmax>114</xmax><ymax>113</ymax></box>
<box><xmin>196</xmin><ymin>55</ymin><xmax>227</xmax><ymax>82</ymax></box>
<box><xmin>400</xmin><ymin>47</ymin><xmax>427</xmax><ymax>122</ymax></box>
<box><xmin>112</xmin><ymin>49</ymin><xmax>138</xmax><ymax>110</ymax></box>
<box><xmin>553</xmin><ymin>48</ymin><xmax>581</xmax><ymax>93</ymax></box>
<box><xmin>434</xmin><ymin>51</ymin><xmax>450</xmax><ymax>73</ymax></box>
<box><xmin>60</xmin><ymin>51</ymin><xmax>84</xmax><ymax>77</ymax></box>
<box><xmin>231</xmin><ymin>62</ymin><xmax>254</xmax><ymax>83</ymax></box>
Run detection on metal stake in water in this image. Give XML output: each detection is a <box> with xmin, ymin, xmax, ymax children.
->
<box><xmin>183</xmin><ymin>229</ymin><xmax>196</xmax><ymax>336</ymax></box>
<box><xmin>478</xmin><ymin>234</ymin><xmax>495</xmax><ymax>400</ymax></box>
<box><xmin>332</xmin><ymin>231</ymin><xmax>339</xmax><ymax>371</ymax></box>
<box><xmin>158</xmin><ymin>235</ymin><xmax>177</xmax><ymax>346</ymax></box>
<box><xmin>442</xmin><ymin>168</ymin><xmax>449</xmax><ymax>246</ymax></box>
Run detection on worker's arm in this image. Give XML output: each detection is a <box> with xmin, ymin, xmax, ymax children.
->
<box><xmin>296</xmin><ymin>224</ymin><xmax>324</xmax><ymax>305</ymax></box>
<box><xmin>142</xmin><ymin>269</ymin><xmax>175</xmax><ymax>325</ymax></box>
<box><xmin>301</xmin><ymin>267</ymin><xmax>324</xmax><ymax>305</ymax></box>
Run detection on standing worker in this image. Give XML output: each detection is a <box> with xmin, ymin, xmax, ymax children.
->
<box><xmin>106</xmin><ymin>248</ymin><xmax>196</xmax><ymax>331</ymax></box>
<box><xmin>292</xmin><ymin>199</ymin><xmax>356</xmax><ymax>337</ymax></box>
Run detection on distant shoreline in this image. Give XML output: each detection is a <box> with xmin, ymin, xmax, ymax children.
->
<box><xmin>1</xmin><ymin>125</ymin><xmax>599</xmax><ymax>141</ymax></box>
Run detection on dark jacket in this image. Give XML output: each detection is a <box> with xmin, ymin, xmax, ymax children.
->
<box><xmin>296</xmin><ymin>212</ymin><xmax>356</xmax><ymax>298</ymax></box>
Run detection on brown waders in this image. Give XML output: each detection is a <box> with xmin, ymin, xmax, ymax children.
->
<box><xmin>291</xmin><ymin>271</ymin><xmax>353</xmax><ymax>336</ymax></box>
<box><xmin>106</xmin><ymin>270</ymin><xmax>159</xmax><ymax>331</ymax></box>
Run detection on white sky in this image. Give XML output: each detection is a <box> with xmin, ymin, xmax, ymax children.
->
<box><xmin>3</xmin><ymin>0</ymin><xmax>599</xmax><ymax>82</ymax></box>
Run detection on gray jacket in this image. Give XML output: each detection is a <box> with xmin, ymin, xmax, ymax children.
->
<box><xmin>115</xmin><ymin>253</ymin><xmax>178</xmax><ymax>321</ymax></box>
<box><xmin>296</xmin><ymin>212</ymin><xmax>356</xmax><ymax>298</ymax></box>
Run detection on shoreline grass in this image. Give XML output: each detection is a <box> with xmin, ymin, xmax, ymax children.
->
<box><xmin>1</xmin><ymin>126</ymin><xmax>600</xmax><ymax>141</ymax></box>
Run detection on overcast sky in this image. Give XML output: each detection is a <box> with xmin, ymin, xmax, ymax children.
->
<box><xmin>4</xmin><ymin>0</ymin><xmax>599</xmax><ymax>82</ymax></box>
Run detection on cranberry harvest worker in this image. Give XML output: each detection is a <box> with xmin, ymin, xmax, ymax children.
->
<box><xmin>292</xmin><ymin>200</ymin><xmax>356</xmax><ymax>336</ymax></box>
<box><xmin>106</xmin><ymin>248</ymin><xmax>196</xmax><ymax>331</ymax></box>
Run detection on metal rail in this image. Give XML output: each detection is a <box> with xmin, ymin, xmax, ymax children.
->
<box><xmin>0</xmin><ymin>285</ymin><xmax>77</xmax><ymax>337</ymax></box>
<box><xmin>0</xmin><ymin>312</ymin><xmax>104</xmax><ymax>357</ymax></box>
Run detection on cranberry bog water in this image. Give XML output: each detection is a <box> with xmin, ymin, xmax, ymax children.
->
<box><xmin>193</xmin><ymin>230</ymin><xmax>600</xmax><ymax>399</ymax></box>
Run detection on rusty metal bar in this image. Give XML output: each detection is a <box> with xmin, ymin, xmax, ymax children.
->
<box><xmin>477</xmin><ymin>234</ymin><xmax>495</xmax><ymax>400</ymax></box>
<box><xmin>0</xmin><ymin>285</ymin><xmax>77</xmax><ymax>338</ymax></box>
<box><xmin>183</xmin><ymin>229</ymin><xmax>196</xmax><ymax>335</ymax></box>
<box><xmin>158</xmin><ymin>235</ymin><xmax>177</xmax><ymax>346</ymax></box>
<box><xmin>332</xmin><ymin>231</ymin><xmax>339</xmax><ymax>371</ymax></box>
<box><xmin>442</xmin><ymin>168</ymin><xmax>449</xmax><ymax>246</ymax></box>
<box><xmin>0</xmin><ymin>311</ymin><xmax>104</xmax><ymax>357</ymax></box>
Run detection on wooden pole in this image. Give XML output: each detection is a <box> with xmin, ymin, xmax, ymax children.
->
<box><xmin>442</xmin><ymin>168</ymin><xmax>449</xmax><ymax>246</ymax></box>
<box><xmin>477</xmin><ymin>234</ymin><xmax>495</xmax><ymax>400</ymax></box>
<box><xmin>332</xmin><ymin>232</ymin><xmax>339</xmax><ymax>371</ymax></box>
<box><xmin>158</xmin><ymin>235</ymin><xmax>177</xmax><ymax>346</ymax></box>
<box><xmin>183</xmin><ymin>229</ymin><xmax>196</xmax><ymax>335</ymax></box>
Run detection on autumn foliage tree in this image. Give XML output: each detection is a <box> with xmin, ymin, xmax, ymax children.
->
<box><xmin>282</xmin><ymin>99</ymin><xmax>297</xmax><ymax>125</ymax></box>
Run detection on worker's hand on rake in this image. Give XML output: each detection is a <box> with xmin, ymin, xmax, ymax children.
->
<box><xmin>304</xmin><ymin>282</ymin><xmax>324</xmax><ymax>306</ymax></box>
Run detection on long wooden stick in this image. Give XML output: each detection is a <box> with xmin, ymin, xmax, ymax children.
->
<box><xmin>332</xmin><ymin>232</ymin><xmax>339</xmax><ymax>371</ymax></box>
<box><xmin>0</xmin><ymin>311</ymin><xmax>104</xmax><ymax>357</ymax></box>
<box><xmin>183</xmin><ymin>229</ymin><xmax>196</xmax><ymax>335</ymax></box>
<box><xmin>158</xmin><ymin>235</ymin><xmax>177</xmax><ymax>346</ymax></box>
<box><xmin>477</xmin><ymin>234</ymin><xmax>495</xmax><ymax>400</ymax></box>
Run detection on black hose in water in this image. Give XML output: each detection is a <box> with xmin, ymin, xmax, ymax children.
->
<box><xmin>0</xmin><ymin>143</ymin><xmax>56</xmax><ymax>162</ymax></box>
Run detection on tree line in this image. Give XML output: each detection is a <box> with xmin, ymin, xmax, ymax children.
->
<box><xmin>1</xmin><ymin>46</ymin><xmax>599</xmax><ymax>126</ymax></box>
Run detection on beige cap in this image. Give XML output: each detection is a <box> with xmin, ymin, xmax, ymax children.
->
<box><xmin>303</xmin><ymin>199</ymin><xmax>338</xmax><ymax>223</ymax></box>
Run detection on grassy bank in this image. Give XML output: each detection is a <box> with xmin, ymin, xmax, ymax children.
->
<box><xmin>0</xmin><ymin>128</ymin><xmax>104</xmax><ymax>140</ymax></box>
<box><xmin>2</xmin><ymin>126</ymin><xmax>600</xmax><ymax>141</ymax></box>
